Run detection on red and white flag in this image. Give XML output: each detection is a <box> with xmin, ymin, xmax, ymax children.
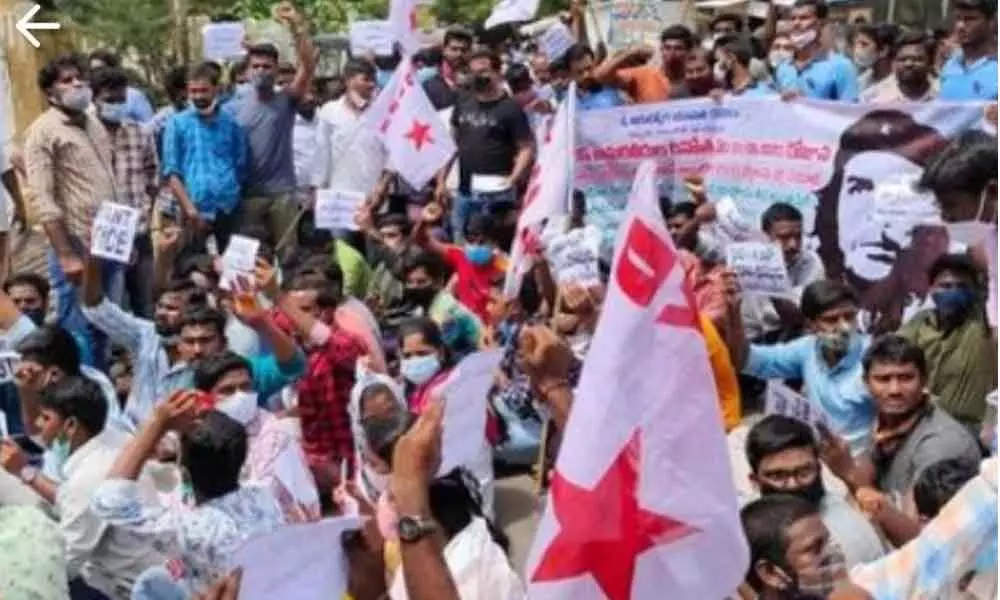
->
<box><xmin>502</xmin><ymin>86</ymin><xmax>576</xmax><ymax>298</ymax></box>
<box><xmin>525</xmin><ymin>160</ymin><xmax>749</xmax><ymax>599</ymax></box>
<box><xmin>388</xmin><ymin>0</ymin><xmax>421</xmax><ymax>55</ymax></box>
<box><xmin>365</xmin><ymin>58</ymin><xmax>456</xmax><ymax>190</ymax></box>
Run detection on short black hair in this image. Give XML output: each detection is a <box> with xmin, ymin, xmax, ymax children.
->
<box><xmin>718</xmin><ymin>34</ymin><xmax>755</xmax><ymax>67</ymax></box>
<box><xmin>247</xmin><ymin>43</ymin><xmax>280</xmax><ymax>62</ymax></box>
<box><xmin>890</xmin><ymin>31</ymin><xmax>933</xmax><ymax>60</ymax></box>
<box><xmin>38</xmin><ymin>376</ymin><xmax>108</xmax><ymax>436</ymax></box>
<box><xmin>38</xmin><ymin>53</ymin><xmax>85</xmax><ymax>92</ymax></box>
<box><xmin>403</xmin><ymin>251</ymin><xmax>448</xmax><ymax>281</ymax></box>
<box><xmin>745</xmin><ymin>415</ymin><xmax>818</xmax><ymax>473</ymax></box>
<box><xmin>415</xmin><ymin>46</ymin><xmax>442</xmax><ymax>67</ymax></box>
<box><xmin>467</xmin><ymin>46</ymin><xmax>502</xmax><ymax>71</ymax></box>
<box><xmin>853</xmin><ymin>23</ymin><xmax>899</xmax><ymax>51</ymax></box>
<box><xmin>88</xmin><ymin>49</ymin><xmax>121</xmax><ymax>69</ymax></box>
<box><xmin>954</xmin><ymin>0</ymin><xmax>998</xmax><ymax>18</ymax></box>
<box><xmin>711</xmin><ymin>13</ymin><xmax>744</xmax><ymax>33</ymax></box>
<box><xmin>89</xmin><ymin>66</ymin><xmax>129</xmax><ymax>96</ymax></box>
<box><xmin>740</xmin><ymin>494</ymin><xmax>820</xmax><ymax>592</ymax></box>
<box><xmin>284</xmin><ymin>269</ymin><xmax>344</xmax><ymax>309</ymax></box>
<box><xmin>16</xmin><ymin>326</ymin><xmax>81</xmax><ymax>376</ymax></box>
<box><xmin>928</xmin><ymin>253</ymin><xmax>985</xmax><ymax>289</ymax></box>
<box><xmin>666</xmin><ymin>200</ymin><xmax>697</xmax><ymax>220</ymax></box>
<box><xmin>912</xmin><ymin>458</ymin><xmax>980</xmax><ymax>519</ymax></box>
<box><xmin>180</xmin><ymin>411</ymin><xmax>247</xmax><ymax>501</ymax></box>
<box><xmin>179</xmin><ymin>306</ymin><xmax>227</xmax><ymax>337</ymax></box>
<box><xmin>862</xmin><ymin>334</ymin><xmax>928</xmax><ymax>380</ymax></box>
<box><xmin>793</xmin><ymin>0</ymin><xmax>829</xmax><ymax>19</ymax></box>
<box><xmin>343</xmin><ymin>58</ymin><xmax>376</xmax><ymax>80</ymax></box>
<box><xmin>799</xmin><ymin>279</ymin><xmax>857</xmax><ymax>321</ymax></box>
<box><xmin>193</xmin><ymin>350</ymin><xmax>251</xmax><ymax>392</ymax></box>
<box><xmin>399</xmin><ymin>317</ymin><xmax>455</xmax><ymax>369</ymax></box>
<box><xmin>760</xmin><ymin>202</ymin><xmax>803</xmax><ymax>232</ymax></box>
<box><xmin>3</xmin><ymin>272</ymin><xmax>49</xmax><ymax>300</ymax></box>
<box><xmin>464</xmin><ymin>212</ymin><xmax>494</xmax><ymax>240</ymax></box>
<box><xmin>443</xmin><ymin>26</ymin><xmax>474</xmax><ymax>47</ymax></box>
<box><xmin>564</xmin><ymin>43</ymin><xmax>595</xmax><ymax>66</ymax></box>
<box><xmin>660</xmin><ymin>25</ymin><xmax>695</xmax><ymax>48</ymax></box>
<box><xmin>164</xmin><ymin>66</ymin><xmax>188</xmax><ymax>99</ymax></box>
<box><xmin>189</xmin><ymin>61</ymin><xmax>220</xmax><ymax>86</ymax></box>
<box><xmin>918</xmin><ymin>130</ymin><xmax>998</xmax><ymax>198</ymax></box>
<box><xmin>505</xmin><ymin>63</ymin><xmax>533</xmax><ymax>92</ymax></box>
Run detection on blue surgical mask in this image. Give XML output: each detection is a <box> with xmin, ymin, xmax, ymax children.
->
<box><xmin>48</xmin><ymin>434</ymin><xmax>72</xmax><ymax>477</ymax></box>
<box><xmin>401</xmin><ymin>354</ymin><xmax>442</xmax><ymax>385</ymax></box>
<box><xmin>932</xmin><ymin>287</ymin><xmax>976</xmax><ymax>318</ymax></box>
<box><xmin>465</xmin><ymin>244</ymin><xmax>492</xmax><ymax>265</ymax></box>
<box><xmin>98</xmin><ymin>101</ymin><xmax>127</xmax><ymax>123</ymax></box>
<box><xmin>817</xmin><ymin>326</ymin><xmax>854</xmax><ymax>357</ymax></box>
<box><xmin>417</xmin><ymin>66</ymin><xmax>438</xmax><ymax>83</ymax></box>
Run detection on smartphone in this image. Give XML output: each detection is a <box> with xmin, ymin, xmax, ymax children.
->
<box><xmin>11</xmin><ymin>434</ymin><xmax>45</xmax><ymax>456</ymax></box>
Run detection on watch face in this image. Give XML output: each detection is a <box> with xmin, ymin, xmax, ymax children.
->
<box><xmin>398</xmin><ymin>516</ymin><xmax>422</xmax><ymax>542</ymax></box>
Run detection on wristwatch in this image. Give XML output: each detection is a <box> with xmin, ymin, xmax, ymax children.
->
<box><xmin>19</xmin><ymin>465</ymin><xmax>38</xmax><ymax>485</ymax></box>
<box><xmin>397</xmin><ymin>515</ymin><xmax>438</xmax><ymax>543</ymax></box>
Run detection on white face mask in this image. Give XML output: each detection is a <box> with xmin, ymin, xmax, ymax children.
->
<box><xmin>57</xmin><ymin>86</ymin><xmax>93</xmax><ymax>112</ymax></box>
<box><xmin>947</xmin><ymin>189</ymin><xmax>995</xmax><ymax>247</ymax></box>
<box><xmin>769</xmin><ymin>49</ymin><xmax>794</xmax><ymax>68</ymax></box>
<box><xmin>789</xmin><ymin>29</ymin><xmax>818</xmax><ymax>50</ymax></box>
<box><xmin>216</xmin><ymin>390</ymin><xmax>259</xmax><ymax>426</ymax></box>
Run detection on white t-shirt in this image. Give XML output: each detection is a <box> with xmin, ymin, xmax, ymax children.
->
<box><xmin>317</xmin><ymin>98</ymin><xmax>387</xmax><ymax>197</ymax></box>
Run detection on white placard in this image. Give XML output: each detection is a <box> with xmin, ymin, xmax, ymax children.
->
<box><xmin>484</xmin><ymin>0</ymin><xmax>541</xmax><ymax>29</ymax></box>
<box><xmin>220</xmin><ymin>234</ymin><xmax>260</xmax><ymax>291</ymax></box>
<box><xmin>471</xmin><ymin>174</ymin><xmax>511</xmax><ymax>193</ymax></box>
<box><xmin>726</xmin><ymin>241</ymin><xmax>791</xmax><ymax>296</ymax></box>
<box><xmin>91</xmin><ymin>202</ymin><xmax>140</xmax><ymax>264</ymax></box>
<box><xmin>765</xmin><ymin>381</ymin><xmax>831</xmax><ymax>432</ymax></box>
<box><xmin>538</xmin><ymin>22</ymin><xmax>575</xmax><ymax>62</ymax></box>
<box><xmin>545</xmin><ymin>225</ymin><xmax>602</xmax><ymax>287</ymax></box>
<box><xmin>202</xmin><ymin>23</ymin><xmax>246</xmax><ymax>61</ymax></box>
<box><xmin>315</xmin><ymin>189</ymin><xmax>365</xmax><ymax>231</ymax></box>
<box><xmin>229</xmin><ymin>516</ymin><xmax>361</xmax><ymax>600</ymax></box>
<box><xmin>0</xmin><ymin>349</ymin><xmax>19</xmax><ymax>385</ymax></box>
<box><xmin>437</xmin><ymin>350</ymin><xmax>503</xmax><ymax>475</ymax></box>
<box><xmin>349</xmin><ymin>20</ymin><xmax>394</xmax><ymax>56</ymax></box>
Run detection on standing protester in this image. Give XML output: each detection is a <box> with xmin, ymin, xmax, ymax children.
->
<box><xmin>774</xmin><ymin>0</ymin><xmax>859</xmax><ymax>101</ymax></box>
<box><xmin>862</xmin><ymin>31</ymin><xmax>939</xmax><ymax>103</ymax></box>
<box><xmin>939</xmin><ymin>0</ymin><xmax>998</xmax><ymax>101</ymax></box>
<box><xmin>851</xmin><ymin>23</ymin><xmax>897</xmax><ymax>92</ymax></box>
<box><xmin>88</xmin><ymin>49</ymin><xmax>155</xmax><ymax>123</ymax></box>
<box><xmin>225</xmin><ymin>4</ymin><xmax>316</xmax><ymax>260</ymax></box>
<box><xmin>593</xmin><ymin>25</ymin><xmax>695</xmax><ymax>102</ymax></box>
<box><xmin>424</xmin><ymin>26</ymin><xmax>474</xmax><ymax>110</ymax></box>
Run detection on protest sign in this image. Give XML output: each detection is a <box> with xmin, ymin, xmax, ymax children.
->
<box><xmin>538</xmin><ymin>22</ymin><xmax>575</xmax><ymax>62</ymax></box>
<box><xmin>349</xmin><ymin>20</ymin><xmax>394</xmax><ymax>56</ymax></box>
<box><xmin>202</xmin><ymin>22</ymin><xmax>246</xmax><ymax>60</ymax></box>
<box><xmin>438</xmin><ymin>349</ymin><xmax>503</xmax><ymax>475</ymax></box>
<box><xmin>315</xmin><ymin>189</ymin><xmax>365</xmax><ymax>231</ymax></box>
<box><xmin>230</xmin><ymin>516</ymin><xmax>361</xmax><ymax>600</ymax></box>
<box><xmin>544</xmin><ymin>224</ymin><xmax>602</xmax><ymax>287</ymax></box>
<box><xmin>485</xmin><ymin>0</ymin><xmax>540</xmax><ymax>29</ymax></box>
<box><xmin>220</xmin><ymin>234</ymin><xmax>259</xmax><ymax>290</ymax></box>
<box><xmin>588</xmin><ymin>0</ymin><xmax>689</xmax><ymax>51</ymax></box>
<box><xmin>572</xmin><ymin>97</ymin><xmax>987</xmax><ymax>322</ymax></box>
<box><xmin>765</xmin><ymin>381</ymin><xmax>831</xmax><ymax>432</ymax></box>
<box><xmin>726</xmin><ymin>242</ymin><xmax>791</xmax><ymax>296</ymax></box>
<box><xmin>91</xmin><ymin>202</ymin><xmax>140</xmax><ymax>264</ymax></box>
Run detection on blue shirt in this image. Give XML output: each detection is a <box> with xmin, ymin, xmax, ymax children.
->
<box><xmin>125</xmin><ymin>87</ymin><xmax>155</xmax><ymax>123</ymax></box>
<box><xmin>939</xmin><ymin>52</ymin><xmax>999</xmax><ymax>101</ymax></box>
<box><xmin>730</xmin><ymin>80</ymin><xmax>778</xmax><ymax>98</ymax></box>
<box><xmin>744</xmin><ymin>333</ymin><xmax>876</xmax><ymax>453</ymax></box>
<box><xmin>577</xmin><ymin>87</ymin><xmax>625</xmax><ymax>111</ymax></box>
<box><xmin>776</xmin><ymin>52</ymin><xmax>859</xmax><ymax>102</ymax></box>
<box><xmin>161</xmin><ymin>107</ymin><xmax>248</xmax><ymax>218</ymax></box>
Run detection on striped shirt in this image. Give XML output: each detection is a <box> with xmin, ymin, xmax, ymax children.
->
<box><xmin>161</xmin><ymin>107</ymin><xmax>247</xmax><ymax>219</ymax></box>
<box><xmin>24</xmin><ymin>107</ymin><xmax>116</xmax><ymax>242</ymax></box>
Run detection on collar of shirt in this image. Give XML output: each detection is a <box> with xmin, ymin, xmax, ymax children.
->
<box><xmin>949</xmin><ymin>50</ymin><xmax>999</xmax><ymax>72</ymax></box>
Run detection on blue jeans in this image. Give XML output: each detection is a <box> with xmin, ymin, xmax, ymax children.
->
<box><xmin>451</xmin><ymin>188</ymin><xmax>517</xmax><ymax>243</ymax></box>
<box><xmin>48</xmin><ymin>242</ymin><xmax>124</xmax><ymax>372</ymax></box>
<box><xmin>131</xmin><ymin>566</ymin><xmax>188</xmax><ymax>600</ymax></box>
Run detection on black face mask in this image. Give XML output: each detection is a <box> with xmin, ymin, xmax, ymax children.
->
<box><xmin>760</xmin><ymin>475</ymin><xmax>826</xmax><ymax>508</ymax></box>
<box><xmin>471</xmin><ymin>73</ymin><xmax>492</xmax><ymax>93</ymax></box>
<box><xmin>23</xmin><ymin>308</ymin><xmax>46</xmax><ymax>326</ymax></box>
<box><xmin>404</xmin><ymin>286</ymin><xmax>437</xmax><ymax>309</ymax></box>
<box><xmin>191</xmin><ymin>98</ymin><xmax>213</xmax><ymax>110</ymax></box>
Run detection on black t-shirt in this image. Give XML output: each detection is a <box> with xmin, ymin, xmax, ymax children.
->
<box><xmin>450</xmin><ymin>94</ymin><xmax>533</xmax><ymax>194</ymax></box>
<box><xmin>424</xmin><ymin>75</ymin><xmax>458</xmax><ymax>111</ymax></box>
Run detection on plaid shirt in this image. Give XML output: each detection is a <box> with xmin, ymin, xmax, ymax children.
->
<box><xmin>850</xmin><ymin>457</ymin><xmax>997</xmax><ymax>600</ymax></box>
<box><xmin>107</xmin><ymin>120</ymin><xmax>158</xmax><ymax>232</ymax></box>
<box><xmin>294</xmin><ymin>322</ymin><xmax>366</xmax><ymax>470</ymax></box>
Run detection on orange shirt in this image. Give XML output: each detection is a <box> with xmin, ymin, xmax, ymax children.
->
<box><xmin>618</xmin><ymin>65</ymin><xmax>672</xmax><ymax>104</ymax></box>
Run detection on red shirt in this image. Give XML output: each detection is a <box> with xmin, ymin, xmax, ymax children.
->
<box><xmin>442</xmin><ymin>245</ymin><xmax>507</xmax><ymax>323</ymax></box>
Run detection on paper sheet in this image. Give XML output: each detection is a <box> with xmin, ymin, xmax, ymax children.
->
<box><xmin>437</xmin><ymin>350</ymin><xmax>503</xmax><ymax>474</ymax></box>
<box><xmin>315</xmin><ymin>189</ymin><xmax>365</xmax><ymax>231</ymax></box>
<box><xmin>202</xmin><ymin>23</ymin><xmax>246</xmax><ymax>61</ymax></box>
<box><xmin>90</xmin><ymin>202</ymin><xmax>140</xmax><ymax>264</ymax></box>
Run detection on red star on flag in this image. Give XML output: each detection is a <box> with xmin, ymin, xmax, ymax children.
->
<box><xmin>404</xmin><ymin>120</ymin><xmax>434</xmax><ymax>151</ymax></box>
<box><xmin>531</xmin><ymin>431</ymin><xmax>698</xmax><ymax>600</ymax></box>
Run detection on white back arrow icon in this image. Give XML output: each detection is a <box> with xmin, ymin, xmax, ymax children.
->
<box><xmin>17</xmin><ymin>4</ymin><xmax>61</xmax><ymax>48</ymax></box>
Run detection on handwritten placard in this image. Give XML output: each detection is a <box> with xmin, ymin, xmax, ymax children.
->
<box><xmin>91</xmin><ymin>202</ymin><xmax>140</xmax><ymax>264</ymax></box>
<box><xmin>538</xmin><ymin>22</ymin><xmax>575</xmax><ymax>62</ymax></box>
<box><xmin>545</xmin><ymin>225</ymin><xmax>602</xmax><ymax>287</ymax></box>
<box><xmin>765</xmin><ymin>381</ymin><xmax>831</xmax><ymax>432</ymax></box>
<box><xmin>727</xmin><ymin>241</ymin><xmax>791</xmax><ymax>296</ymax></box>
<box><xmin>220</xmin><ymin>234</ymin><xmax>260</xmax><ymax>291</ymax></box>
<box><xmin>315</xmin><ymin>189</ymin><xmax>365</xmax><ymax>231</ymax></box>
<box><xmin>202</xmin><ymin>22</ymin><xmax>246</xmax><ymax>61</ymax></box>
<box><xmin>349</xmin><ymin>20</ymin><xmax>394</xmax><ymax>56</ymax></box>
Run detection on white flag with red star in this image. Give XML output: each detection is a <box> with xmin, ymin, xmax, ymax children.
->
<box><xmin>525</xmin><ymin>160</ymin><xmax>749</xmax><ymax>599</ymax></box>
<box><xmin>502</xmin><ymin>85</ymin><xmax>576</xmax><ymax>298</ymax></box>
<box><xmin>389</xmin><ymin>0</ymin><xmax>421</xmax><ymax>55</ymax></box>
<box><xmin>366</xmin><ymin>58</ymin><xmax>456</xmax><ymax>190</ymax></box>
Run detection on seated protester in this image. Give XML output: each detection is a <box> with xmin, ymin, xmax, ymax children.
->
<box><xmin>108</xmin><ymin>348</ymin><xmax>132</xmax><ymax>411</ymax></box>
<box><xmin>416</xmin><ymin>205</ymin><xmax>507</xmax><ymax>325</ymax></box>
<box><xmin>715</xmin><ymin>34</ymin><xmax>778</xmax><ymax>97</ymax></box>
<box><xmin>4</xmin><ymin>272</ymin><xmax>49</xmax><ymax>325</ymax></box>
<box><xmin>399</xmin><ymin>318</ymin><xmax>496</xmax><ymax>516</ymax></box>
<box><xmin>193</xmin><ymin>352</ymin><xmax>320</xmax><ymax>522</ymax></box>
<box><xmin>728</xmin><ymin>279</ymin><xmax>876</xmax><ymax>453</ymax></box>
<box><xmin>0</xmin><ymin>505</ymin><xmax>70</xmax><ymax>600</ymax></box>
<box><xmin>774</xmin><ymin>0</ymin><xmax>859</xmax><ymax>102</ymax></box>
<box><xmin>0</xmin><ymin>276</ymin><xmax>52</xmax><ymax>435</ymax></box>
<box><xmin>683</xmin><ymin>48</ymin><xmax>718</xmax><ymax>98</ymax></box>
<box><xmin>861</xmin><ymin>335</ymin><xmax>981</xmax><ymax>497</ymax></box>
<box><xmin>861</xmin><ymin>31</ymin><xmax>939</xmax><ymax>103</ymax></box>
<box><xmin>0</xmin><ymin>377</ymin><xmax>164</xmax><ymax>598</ymax></box>
<box><xmin>899</xmin><ymin>254</ymin><xmax>996</xmax><ymax>431</ymax></box>
<box><xmin>745</xmin><ymin>415</ymin><xmax>886</xmax><ymax>567</ymax></box>
<box><xmin>660</xmin><ymin>198</ymin><xmax>723</xmax><ymax>264</ymax></box>
<box><xmin>348</xmin><ymin>374</ymin><xmax>409</xmax><ymax>505</ymax></box>
<box><xmin>358</xmin><ymin>211</ymin><xmax>415</xmax><ymax>313</ymax></box>
<box><xmin>273</xmin><ymin>270</ymin><xmax>367</xmax><ymax>487</ymax></box>
<box><xmin>400</xmin><ymin>251</ymin><xmax>483</xmax><ymax>359</ymax></box>
<box><xmin>92</xmin><ymin>394</ymin><xmax>286</xmax><ymax>596</ymax></box>
<box><xmin>563</xmin><ymin>44</ymin><xmax>626</xmax><ymax>110</ymax></box>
